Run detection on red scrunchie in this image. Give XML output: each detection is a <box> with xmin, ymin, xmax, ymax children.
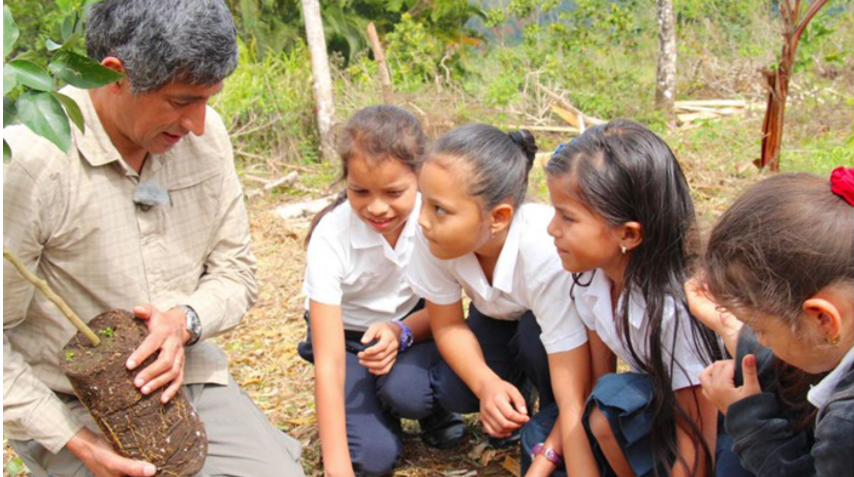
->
<box><xmin>830</xmin><ymin>166</ymin><xmax>854</xmax><ymax>207</ymax></box>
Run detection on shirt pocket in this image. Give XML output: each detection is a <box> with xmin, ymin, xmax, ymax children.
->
<box><xmin>160</xmin><ymin>169</ymin><xmax>221</xmax><ymax>290</ymax></box>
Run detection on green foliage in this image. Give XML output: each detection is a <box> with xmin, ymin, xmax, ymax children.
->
<box><xmin>226</xmin><ymin>0</ymin><xmax>479</xmax><ymax>64</ymax></box>
<box><xmin>385</xmin><ymin>14</ymin><xmax>446</xmax><ymax>89</ymax></box>
<box><xmin>3</xmin><ymin>1</ymin><xmax>123</xmax><ymax>161</ymax></box>
<box><xmin>99</xmin><ymin>326</ymin><xmax>114</xmax><ymax>338</ymax></box>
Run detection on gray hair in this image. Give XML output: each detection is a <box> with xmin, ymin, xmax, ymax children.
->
<box><xmin>428</xmin><ymin>124</ymin><xmax>537</xmax><ymax>209</ymax></box>
<box><xmin>86</xmin><ymin>0</ymin><xmax>238</xmax><ymax>94</ymax></box>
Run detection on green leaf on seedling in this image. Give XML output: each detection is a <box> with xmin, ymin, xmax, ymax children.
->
<box><xmin>65</xmin><ymin>350</ymin><xmax>75</xmax><ymax>361</ymax></box>
<box><xmin>46</xmin><ymin>39</ymin><xmax>64</xmax><ymax>51</ymax></box>
<box><xmin>4</xmin><ymin>6</ymin><xmax>19</xmax><ymax>59</ymax></box>
<box><xmin>50</xmin><ymin>91</ymin><xmax>84</xmax><ymax>133</ymax></box>
<box><xmin>3</xmin><ymin>139</ymin><xmax>11</xmax><ymax>163</ymax></box>
<box><xmin>4</xmin><ymin>96</ymin><xmax>18</xmax><ymax>126</ymax></box>
<box><xmin>7</xmin><ymin>59</ymin><xmax>56</xmax><ymax>91</ymax></box>
<box><xmin>16</xmin><ymin>91</ymin><xmax>72</xmax><ymax>153</ymax></box>
<box><xmin>3</xmin><ymin>63</ymin><xmax>17</xmax><ymax>95</ymax></box>
<box><xmin>50</xmin><ymin>51</ymin><xmax>124</xmax><ymax>89</ymax></box>
<box><xmin>61</xmin><ymin>16</ymin><xmax>75</xmax><ymax>43</ymax></box>
<box><xmin>98</xmin><ymin>326</ymin><xmax>113</xmax><ymax>338</ymax></box>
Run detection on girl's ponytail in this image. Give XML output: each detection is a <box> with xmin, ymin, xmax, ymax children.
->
<box><xmin>427</xmin><ymin>124</ymin><xmax>536</xmax><ymax>210</ymax></box>
<box><xmin>507</xmin><ymin>129</ymin><xmax>537</xmax><ymax>172</ymax></box>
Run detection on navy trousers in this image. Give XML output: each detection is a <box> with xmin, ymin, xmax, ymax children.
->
<box><xmin>432</xmin><ymin>304</ymin><xmax>555</xmax><ymax>416</ymax></box>
<box><xmin>298</xmin><ymin>315</ymin><xmax>444</xmax><ymax>476</ymax></box>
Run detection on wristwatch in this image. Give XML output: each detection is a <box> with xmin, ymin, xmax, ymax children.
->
<box><xmin>392</xmin><ymin>320</ymin><xmax>414</xmax><ymax>352</ymax></box>
<box><xmin>180</xmin><ymin>305</ymin><xmax>202</xmax><ymax>346</ymax></box>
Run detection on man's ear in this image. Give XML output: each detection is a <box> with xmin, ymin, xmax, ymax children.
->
<box><xmin>617</xmin><ymin>221</ymin><xmax>643</xmax><ymax>252</ymax></box>
<box><xmin>803</xmin><ymin>295</ymin><xmax>843</xmax><ymax>343</ymax></box>
<box><xmin>489</xmin><ymin>203</ymin><xmax>514</xmax><ymax>237</ymax></box>
<box><xmin>100</xmin><ymin>57</ymin><xmax>128</xmax><ymax>93</ymax></box>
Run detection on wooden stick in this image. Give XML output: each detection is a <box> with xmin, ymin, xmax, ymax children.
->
<box><xmin>536</xmin><ymin>83</ymin><xmax>606</xmax><ymax>126</ymax></box>
<box><xmin>366</xmin><ymin>22</ymin><xmax>393</xmax><ymax>104</ymax></box>
<box><xmin>3</xmin><ymin>248</ymin><xmax>100</xmax><ymax>346</ymax></box>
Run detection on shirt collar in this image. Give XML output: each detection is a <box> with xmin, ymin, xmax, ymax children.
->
<box><xmin>808</xmin><ymin>343</ymin><xmax>854</xmax><ymax>409</ymax></box>
<box><xmin>62</xmin><ymin>86</ymin><xmax>125</xmax><ymax>168</ymax></box>
<box><xmin>578</xmin><ymin>269</ymin><xmax>645</xmax><ymax>330</ymax></box>
<box><xmin>492</xmin><ymin>211</ymin><xmax>523</xmax><ymax>294</ymax></box>
<box><xmin>349</xmin><ymin>195</ymin><xmax>422</xmax><ymax>264</ymax></box>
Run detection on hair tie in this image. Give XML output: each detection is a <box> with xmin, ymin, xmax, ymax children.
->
<box><xmin>553</xmin><ymin>144</ymin><xmax>565</xmax><ymax>154</ymax></box>
<box><xmin>830</xmin><ymin>166</ymin><xmax>854</xmax><ymax>207</ymax></box>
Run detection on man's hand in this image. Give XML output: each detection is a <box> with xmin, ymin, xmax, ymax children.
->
<box><xmin>478</xmin><ymin>377</ymin><xmax>530</xmax><ymax>438</ymax></box>
<box><xmin>357</xmin><ymin>322</ymin><xmax>400</xmax><ymax>376</ymax></box>
<box><xmin>126</xmin><ymin>304</ymin><xmax>188</xmax><ymax>403</ymax></box>
<box><xmin>66</xmin><ymin>428</ymin><xmax>156</xmax><ymax>477</ymax></box>
<box><xmin>699</xmin><ymin>355</ymin><xmax>762</xmax><ymax>415</ymax></box>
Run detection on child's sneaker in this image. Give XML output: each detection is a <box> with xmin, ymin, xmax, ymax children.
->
<box><xmin>419</xmin><ymin>408</ymin><xmax>466</xmax><ymax>450</ymax></box>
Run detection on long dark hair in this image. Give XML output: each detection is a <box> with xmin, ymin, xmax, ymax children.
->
<box><xmin>705</xmin><ymin>173</ymin><xmax>854</xmax><ymax>431</ymax></box>
<box><xmin>426</xmin><ymin>124</ymin><xmax>537</xmax><ymax>209</ymax></box>
<box><xmin>547</xmin><ymin>119</ymin><xmax>721</xmax><ymax>476</ymax></box>
<box><xmin>305</xmin><ymin>105</ymin><xmax>426</xmax><ymax>246</ymax></box>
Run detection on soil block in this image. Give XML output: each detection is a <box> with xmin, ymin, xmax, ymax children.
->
<box><xmin>60</xmin><ymin>310</ymin><xmax>207</xmax><ymax>476</ymax></box>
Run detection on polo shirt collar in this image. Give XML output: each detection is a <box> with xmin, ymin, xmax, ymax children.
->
<box><xmin>579</xmin><ymin>269</ymin><xmax>645</xmax><ymax>330</ymax></box>
<box><xmin>808</xmin><ymin>343</ymin><xmax>854</xmax><ymax>409</ymax></box>
<box><xmin>453</xmin><ymin>210</ymin><xmax>524</xmax><ymax>299</ymax></box>
<box><xmin>492</xmin><ymin>211</ymin><xmax>523</xmax><ymax>294</ymax></box>
<box><xmin>349</xmin><ymin>195</ymin><xmax>422</xmax><ymax>264</ymax></box>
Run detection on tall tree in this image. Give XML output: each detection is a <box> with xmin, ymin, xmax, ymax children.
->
<box><xmin>301</xmin><ymin>0</ymin><xmax>336</xmax><ymax>162</ymax></box>
<box><xmin>655</xmin><ymin>0</ymin><xmax>676</xmax><ymax>113</ymax></box>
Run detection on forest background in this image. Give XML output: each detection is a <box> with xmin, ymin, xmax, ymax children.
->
<box><xmin>3</xmin><ymin>0</ymin><xmax>853</xmax><ymax>475</ymax></box>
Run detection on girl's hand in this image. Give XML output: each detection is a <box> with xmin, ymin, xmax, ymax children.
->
<box><xmin>699</xmin><ymin>355</ymin><xmax>762</xmax><ymax>415</ymax></box>
<box><xmin>478</xmin><ymin>377</ymin><xmax>530</xmax><ymax>438</ymax></box>
<box><xmin>357</xmin><ymin>322</ymin><xmax>401</xmax><ymax>375</ymax></box>
<box><xmin>685</xmin><ymin>275</ymin><xmax>743</xmax><ymax>353</ymax></box>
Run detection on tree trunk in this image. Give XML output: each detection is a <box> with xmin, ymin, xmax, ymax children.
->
<box><xmin>366</xmin><ymin>22</ymin><xmax>393</xmax><ymax>104</ymax></box>
<box><xmin>758</xmin><ymin>0</ymin><xmax>830</xmax><ymax>171</ymax></box>
<box><xmin>655</xmin><ymin>0</ymin><xmax>677</xmax><ymax>113</ymax></box>
<box><xmin>301</xmin><ymin>0</ymin><xmax>336</xmax><ymax>162</ymax></box>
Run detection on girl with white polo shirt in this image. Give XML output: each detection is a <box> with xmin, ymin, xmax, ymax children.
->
<box><xmin>542</xmin><ymin>120</ymin><xmax>747</xmax><ymax>477</ymax></box>
<box><xmin>406</xmin><ymin>124</ymin><xmax>594</xmax><ymax>476</ymax></box>
<box><xmin>299</xmin><ymin>106</ymin><xmax>464</xmax><ymax>477</ymax></box>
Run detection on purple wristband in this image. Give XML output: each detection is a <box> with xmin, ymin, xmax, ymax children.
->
<box><xmin>391</xmin><ymin>320</ymin><xmax>413</xmax><ymax>352</ymax></box>
<box><xmin>531</xmin><ymin>443</ymin><xmax>564</xmax><ymax>467</ymax></box>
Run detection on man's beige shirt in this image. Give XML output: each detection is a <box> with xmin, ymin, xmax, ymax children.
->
<box><xmin>3</xmin><ymin>87</ymin><xmax>257</xmax><ymax>453</ymax></box>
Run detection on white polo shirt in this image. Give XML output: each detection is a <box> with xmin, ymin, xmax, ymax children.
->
<box><xmin>302</xmin><ymin>196</ymin><xmax>422</xmax><ymax>332</ymax></box>
<box><xmin>571</xmin><ymin>269</ymin><xmax>707</xmax><ymax>390</ymax></box>
<box><xmin>406</xmin><ymin>203</ymin><xmax>588</xmax><ymax>354</ymax></box>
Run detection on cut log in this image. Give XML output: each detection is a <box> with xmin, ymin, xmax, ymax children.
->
<box><xmin>264</xmin><ymin>171</ymin><xmax>300</xmax><ymax>191</ymax></box>
<box><xmin>60</xmin><ymin>310</ymin><xmax>207</xmax><ymax>476</ymax></box>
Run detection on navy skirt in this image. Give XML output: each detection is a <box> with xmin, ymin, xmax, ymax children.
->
<box><xmin>584</xmin><ymin>372</ymin><xmax>752</xmax><ymax>477</ymax></box>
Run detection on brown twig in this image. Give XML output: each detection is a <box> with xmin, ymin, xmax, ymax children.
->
<box><xmin>3</xmin><ymin>247</ymin><xmax>100</xmax><ymax>346</ymax></box>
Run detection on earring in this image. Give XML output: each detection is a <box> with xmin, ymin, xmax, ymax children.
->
<box><xmin>827</xmin><ymin>334</ymin><xmax>841</xmax><ymax>345</ymax></box>
<box><xmin>620</xmin><ymin>245</ymin><xmax>627</xmax><ymax>255</ymax></box>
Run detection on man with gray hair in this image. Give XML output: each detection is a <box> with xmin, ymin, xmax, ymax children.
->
<box><xmin>2</xmin><ymin>1</ymin><xmax>305</xmax><ymax>475</ymax></box>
